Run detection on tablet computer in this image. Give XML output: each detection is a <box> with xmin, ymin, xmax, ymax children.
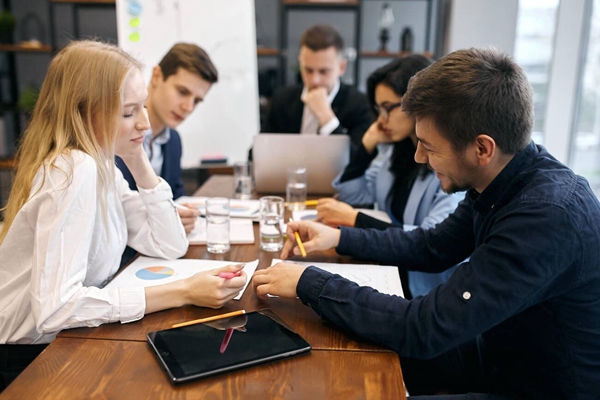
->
<box><xmin>147</xmin><ymin>309</ymin><xmax>311</xmax><ymax>383</ymax></box>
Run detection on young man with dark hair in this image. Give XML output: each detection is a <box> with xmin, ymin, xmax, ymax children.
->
<box><xmin>262</xmin><ymin>24</ymin><xmax>373</xmax><ymax>148</ymax></box>
<box><xmin>117</xmin><ymin>43</ymin><xmax>218</xmax><ymax>234</ymax></box>
<box><xmin>253</xmin><ymin>48</ymin><xmax>600</xmax><ymax>400</ymax></box>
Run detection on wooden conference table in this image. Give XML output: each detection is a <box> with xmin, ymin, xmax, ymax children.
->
<box><xmin>1</xmin><ymin>175</ymin><xmax>406</xmax><ymax>400</ymax></box>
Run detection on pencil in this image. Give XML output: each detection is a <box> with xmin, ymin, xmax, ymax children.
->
<box><xmin>284</xmin><ymin>200</ymin><xmax>319</xmax><ymax>207</ymax></box>
<box><xmin>172</xmin><ymin>310</ymin><xmax>246</xmax><ymax>328</ymax></box>
<box><xmin>294</xmin><ymin>231</ymin><xmax>307</xmax><ymax>257</ymax></box>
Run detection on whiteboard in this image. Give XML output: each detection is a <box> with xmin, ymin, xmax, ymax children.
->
<box><xmin>116</xmin><ymin>0</ymin><xmax>259</xmax><ymax>167</ymax></box>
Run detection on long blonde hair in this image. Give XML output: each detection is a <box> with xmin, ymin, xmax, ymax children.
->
<box><xmin>0</xmin><ymin>40</ymin><xmax>143</xmax><ymax>244</ymax></box>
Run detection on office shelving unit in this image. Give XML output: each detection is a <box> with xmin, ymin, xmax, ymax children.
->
<box><xmin>256</xmin><ymin>0</ymin><xmax>441</xmax><ymax>91</ymax></box>
<box><xmin>48</xmin><ymin>0</ymin><xmax>116</xmax><ymax>51</ymax></box>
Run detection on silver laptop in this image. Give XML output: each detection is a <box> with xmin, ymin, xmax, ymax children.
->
<box><xmin>253</xmin><ymin>134</ymin><xmax>350</xmax><ymax>195</ymax></box>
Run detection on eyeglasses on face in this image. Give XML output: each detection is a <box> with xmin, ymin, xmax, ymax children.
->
<box><xmin>373</xmin><ymin>101</ymin><xmax>402</xmax><ymax>119</ymax></box>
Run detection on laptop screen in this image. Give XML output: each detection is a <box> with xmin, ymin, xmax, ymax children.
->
<box><xmin>252</xmin><ymin>134</ymin><xmax>350</xmax><ymax>195</ymax></box>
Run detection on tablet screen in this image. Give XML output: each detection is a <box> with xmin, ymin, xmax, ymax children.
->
<box><xmin>147</xmin><ymin>309</ymin><xmax>311</xmax><ymax>383</ymax></box>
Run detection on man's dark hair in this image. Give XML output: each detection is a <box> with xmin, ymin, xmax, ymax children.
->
<box><xmin>158</xmin><ymin>42</ymin><xmax>218</xmax><ymax>83</ymax></box>
<box><xmin>402</xmin><ymin>47</ymin><xmax>533</xmax><ymax>154</ymax></box>
<box><xmin>300</xmin><ymin>24</ymin><xmax>344</xmax><ymax>53</ymax></box>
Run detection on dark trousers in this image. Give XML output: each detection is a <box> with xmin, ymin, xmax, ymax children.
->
<box><xmin>402</xmin><ymin>337</ymin><xmax>516</xmax><ymax>400</ymax></box>
<box><xmin>0</xmin><ymin>344</ymin><xmax>48</xmax><ymax>392</ymax></box>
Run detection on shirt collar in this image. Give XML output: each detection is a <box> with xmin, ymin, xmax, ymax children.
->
<box><xmin>301</xmin><ymin>79</ymin><xmax>341</xmax><ymax>104</ymax></box>
<box><xmin>472</xmin><ymin>141</ymin><xmax>538</xmax><ymax>214</ymax></box>
<box><xmin>144</xmin><ymin>127</ymin><xmax>171</xmax><ymax>147</ymax></box>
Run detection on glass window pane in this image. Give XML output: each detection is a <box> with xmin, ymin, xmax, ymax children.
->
<box><xmin>514</xmin><ymin>0</ymin><xmax>560</xmax><ymax>145</ymax></box>
<box><xmin>572</xmin><ymin>0</ymin><xmax>600</xmax><ymax>198</ymax></box>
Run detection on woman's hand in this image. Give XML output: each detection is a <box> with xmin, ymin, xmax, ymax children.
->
<box><xmin>362</xmin><ymin>121</ymin><xmax>394</xmax><ymax>153</ymax></box>
<box><xmin>145</xmin><ymin>264</ymin><xmax>247</xmax><ymax>314</ymax></box>
<box><xmin>183</xmin><ymin>264</ymin><xmax>247</xmax><ymax>309</ymax></box>
<box><xmin>119</xmin><ymin>148</ymin><xmax>161</xmax><ymax>190</ymax></box>
<box><xmin>316</xmin><ymin>198</ymin><xmax>358</xmax><ymax>227</ymax></box>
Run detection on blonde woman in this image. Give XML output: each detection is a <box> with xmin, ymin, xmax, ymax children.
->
<box><xmin>0</xmin><ymin>41</ymin><xmax>245</xmax><ymax>390</ymax></box>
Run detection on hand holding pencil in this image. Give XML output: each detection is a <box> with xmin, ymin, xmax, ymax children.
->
<box><xmin>281</xmin><ymin>220</ymin><xmax>342</xmax><ymax>259</ymax></box>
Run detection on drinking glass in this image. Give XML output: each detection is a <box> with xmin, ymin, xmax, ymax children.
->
<box><xmin>259</xmin><ymin>196</ymin><xmax>284</xmax><ymax>252</ymax></box>
<box><xmin>206</xmin><ymin>197</ymin><xmax>230</xmax><ymax>253</ymax></box>
<box><xmin>286</xmin><ymin>166</ymin><xmax>307</xmax><ymax>211</ymax></box>
<box><xmin>233</xmin><ymin>161</ymin><xmax>253</xmax><ymax>200</ymax></box>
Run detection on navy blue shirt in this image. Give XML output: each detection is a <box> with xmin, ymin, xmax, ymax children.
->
<box><xmin>296</xmin><ymin>142</ymin><xmax>600</xmax><ymax>399</ymax></box>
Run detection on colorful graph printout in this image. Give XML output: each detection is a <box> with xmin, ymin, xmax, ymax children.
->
<box><xmin>135</xmin><ymin>266</ymin><xmax>175</xmax><ymax>281</ymax></box>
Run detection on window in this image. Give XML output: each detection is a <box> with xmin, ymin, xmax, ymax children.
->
<box><xmin>572</xmin><ymin>0</ymin><xmax>600</xmax><ymax>197</ymax></box>
<box><xmin>513</xmin><ymin>0</ymin><xmax>560</xmax><ymax>144</ymax></box>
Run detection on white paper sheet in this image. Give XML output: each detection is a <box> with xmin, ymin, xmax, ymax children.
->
<box><xmin>176</xmin><ymin>196</ymin><xmax>261</xmax><ymax>219</ymax></box>
<box><xmin>106</xmin><ymin>257</ymin><xmax>259</xmax><ymax>300</ymax></box>
<box><xmin>291</xmin><ymin>209</ymin><xmax>392</xmax><ymax>224</ymax></box>
<box><xmin>187</xmin><ymin>218</ymin><xmax>255</xmax><ymax>245</ymax></box>
<box><xmin>271</xmin><ymin>259</ymin><xmax>404</xmax><ymax>298</ymax></box>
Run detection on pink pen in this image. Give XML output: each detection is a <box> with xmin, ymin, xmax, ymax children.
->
<box><xmin>218</xmin><ymin>264</ymin><xmax>244</xmax><ymax>279</ymax></box>
<box><xmin>218</xmin><ymin>271</ymin><xmax>242</xmax><ymax>279</ymax></box>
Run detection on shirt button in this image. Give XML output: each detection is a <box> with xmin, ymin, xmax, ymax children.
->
<box><xmin>463</xmin><ymin>291</ymin><xmax>471</xmax><ymax>300</ymax></box>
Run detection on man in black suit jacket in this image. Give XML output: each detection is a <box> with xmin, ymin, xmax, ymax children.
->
<box><xmin>262</xmin><ymin>25</ymin><xmax>373</xmax><ymax>148</ymax></box>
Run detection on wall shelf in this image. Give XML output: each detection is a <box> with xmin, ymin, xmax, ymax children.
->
<box><xmin>0</xmin><ymin>158</ymin><xmax>16</xmax><ymax>170</ymax></box>
<box><xmin>0</xmin><ymin>44</ymin><xmax>53</xmax><ymax>53</ymax></box>
<box><xmin>283</xmin><ymin>0</ymin><xmax>359</xmax><ymax>6</ymax></box>
<box><xmin>50</xmin><ymin>0</ymin><xmax>115</xmax><ymax>4</ymax></box>
<box><xmin>257</xmin><ymin>47</ymin><xmax>280</xmax><ymax>56</ymax></box>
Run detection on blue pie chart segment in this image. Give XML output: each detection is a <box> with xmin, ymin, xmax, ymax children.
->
<box><xmin>135</xmin><ymin>266</ymin><xmax>175</xmax><ymax>280</ymax></box>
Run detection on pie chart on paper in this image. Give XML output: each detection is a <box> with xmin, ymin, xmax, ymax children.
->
<box><xmin>135</xmin><ymin>266</ymin><xmax>175</xmax><ymax>281</ymax></box>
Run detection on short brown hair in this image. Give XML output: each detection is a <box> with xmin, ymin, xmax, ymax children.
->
<box><xmin>402</xmin><ymin>47</ymin><xmax>533</xmax><ymax>154</ymax></box>
<box><xmin>158</xmin><ymin>42</ymin><xmax>218</xmax><ymax>83</ymax></box>
<box><xmin>300</xmin><ymin>25</ymin><xmax>344</xmax><ymax>53</ymax></box>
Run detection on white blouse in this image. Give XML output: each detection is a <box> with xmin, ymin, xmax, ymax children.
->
<box><xmin>0</xmin><ymin>150</ymin><xmax>188</xmax><ymax>344</ymax></box>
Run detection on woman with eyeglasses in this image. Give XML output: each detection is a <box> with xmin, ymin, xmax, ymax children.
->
<box><xmin>316</xmin><ymin>54</ymin><xmax>464</xmax><ymax>299</ymax></box>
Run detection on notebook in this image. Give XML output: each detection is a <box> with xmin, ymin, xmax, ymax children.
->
<box><xmin>253</xmin><ymin>134</ymin><xmax>350</xmax><ymax>195</ymax></box>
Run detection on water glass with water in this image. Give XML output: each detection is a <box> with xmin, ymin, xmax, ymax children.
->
<box><xmin>206</xmin><ymin>197</ymin><xmax>230</xmax><ymax>253</ymax></box>
<box><xmin>259</xmin><ymin>196</ymin><xmax>284</xmax><ymax>252</ymax></box>
<box><xmin>233</xmin><ymin>161</ymin><xmax>253</xmax><ymax>200</ymax></box>
<box><xmin>286</xmin><ymin>167</ymin><xmax>307</xmax><ymax>211</ymax></box>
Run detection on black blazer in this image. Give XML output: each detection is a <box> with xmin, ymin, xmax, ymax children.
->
<box><xmin>116</xmin><ymin>128</ymin><xmax>184</xmax><ymax>199</ymax></box>
<box><xmin>262</xmin><ymin>83</ymin><xmax>374</xmax><ymax>148</ymax></box>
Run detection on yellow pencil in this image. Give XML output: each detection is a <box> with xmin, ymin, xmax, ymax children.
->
<box><xmin>172</xmin><ymin>310</ymin><xmax>246</xmax><ymax>328</ymax></box>
<box><xmin>294</xmin><ymin>231</ymin><xmax>307</xmax><ymax>257</ymax></box>
<box><xmin>284</xmin><ymin>200</ymin><xmax>319</xmax><ymax>207</ymax></box>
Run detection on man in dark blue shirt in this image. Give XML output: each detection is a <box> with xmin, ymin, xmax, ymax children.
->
<box><xmin>253</xmin><ymin>48</ymin><xmax>600</xmax><ymax>400</ymax></box>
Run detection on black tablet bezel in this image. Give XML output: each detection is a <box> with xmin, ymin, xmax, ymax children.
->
<box><xmin>147</xmin><ymin>309</ymin><xmax>311</xmax><ymax>383</ymax></box>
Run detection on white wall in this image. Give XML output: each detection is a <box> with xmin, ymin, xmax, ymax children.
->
<box><xmin>116</xmin><ymin>0</ymin><xmax>259</xmax><ymax>168</ymax></box>
<box><xmin>445</xmin><ymin>0</ymin><xmax>519</xmax><ymax>55</ymax></box>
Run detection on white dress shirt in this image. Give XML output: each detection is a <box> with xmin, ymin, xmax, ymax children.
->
<box><xmin>143</xmin><ymin>127</ymin><xmax>171</xmax><ymax>175</ymax></box>
<box><xmin>300</xmin><ymin>80</ymin><xmax>341</xmax><ymax>135</ymax></box>
<box><xmin>0</xmin><ymin>150</ymin><xmax>188</xmax><ymax>344</ymax></box>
